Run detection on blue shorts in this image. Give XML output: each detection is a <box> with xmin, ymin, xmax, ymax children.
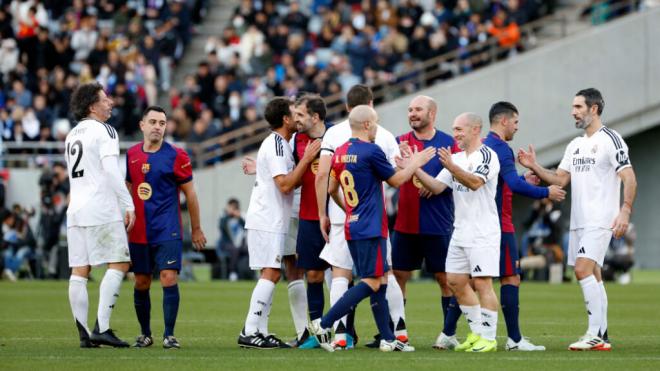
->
<box><xmin>391</xmin><ymin>232</ymin><xmax>450</xmax><ymax>273</ymax></box>
<box><xmin>296</xmin><ymin>219</ymin><xmax>329</xmax><ymax>271</ymax></box>
<box><xmin>500</xmin><ymin>232</ymin><xmax>521</xmax><ymax>277</ymax></box>
<box><xmin>347</xmin><ymin>237</ymin><xmax>389</xmax><ymax>278</ymax></box>
<box><xmin>129</xmin><ymin>240</ymin><xmax>182</xmax><ymax>274</ymax></box>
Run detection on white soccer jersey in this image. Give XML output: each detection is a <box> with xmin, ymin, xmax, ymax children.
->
<box><xmin>65</xmin><ymin>119</ymin><xmax>124</xmax><ymax>227</ymax></box>
<box><xmin>245</xmin><ymin>131</ymin><xmax>295</xmax><ymax>234</ymax></box>
<box><xmin>436</xmin><ymin>145</ymin><xmax>501</xmax><ymax>247</ymax></box>
<box><xmin>558</xmin><ymin>126</ymin><xmax>631</xmax><ymax>230</ymax></box>
<box><xmin>320</xmin><ymin>119</ymin><xmax>400</xmax><ymax>224</ymax></box>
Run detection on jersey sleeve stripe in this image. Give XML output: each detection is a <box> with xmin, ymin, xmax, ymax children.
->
<box><xmin>602</xmin><ymin>127</ymin><xmax>623</xmax><ymax>149</ymax></box>
<box><xmin>480</xmin><ymin>147</ymin><xmax>491</xmax><ymax>164</ymax></box>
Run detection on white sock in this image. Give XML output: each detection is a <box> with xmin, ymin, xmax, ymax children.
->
<box><xmin>460</xmin><ymin>304</ymin><xmax>482</xmax><ymax>335</ymax></box>
<box><xmin>69</xmin><ymin>275</ymin><xmax>89</xmax><ymax>334</ymax></box>
<box><xmin>579</xmin><ymin>275</ymin><xmax>603</xmax><ymax>336</ymax></box>
<box><xmin>258</xmin><ymin>284</ymin><xmax>276</xmax><ymax>336</ymax></box>
<box><xmin>480</xmin><ymin>308</ymin><xmax>498</xmax><ymax>341</ymax></box>
<box><xmin>599</xmin><ymin>281</ymin><xmax>608</xmax><ymax>337</ymax></box>
<box><xmin>97</xmin><ymin>269</ymin><xmax>124</xmax><ymax>332</ymax></box>
<box><xmin>330</xmin><ymin>277</ymin><xmax>349</xmax><ymax>332</ymax></box>
<box><xmin>244</xmin><ymin>279</ymin><xmax>275</xmax><ymax>335</ymax></box>
<box><xmin>386</xmin><ymin>274</ymin><xmax>407</xmax><ymax>338</ymax></box>
<box><xmin>287</xmin><ymin>279</ymin><xmax>308</xmax><ymax>340</ymax></box>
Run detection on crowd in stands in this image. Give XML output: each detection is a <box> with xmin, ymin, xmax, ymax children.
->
<box><xmin>173</xmin><ymin>0</ymin><xmax>557</xmax><ymax>161</ymax></box>
<box><xmin>0</xmin><ymin>0</ymin><xmax>652</xmax><ymax>167</ymax></box>
<box><xmin>0</xmin><ymin>0</ymin><xmax>205</xmax><ymax>167</ymax></box>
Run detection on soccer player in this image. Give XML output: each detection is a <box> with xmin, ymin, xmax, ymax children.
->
<box><xmin>238</xmin><ymin>97</ymin><xmax>321</xmax><ymax>349</ymax></box>
<box><xmin>314</xmin><ymin>84</ymin><xmax>407</xmax><ymax>347</ymax></box>
<box><xmin>518</xmin><ymin>88</ymin><xmax>637</xmax><ymax>350</ymax></box>
<box><xmin>436</xmin><ymin>102</ymin><xmax>567</xmax><ymax>351</ymax></box>
<box><xmin>309</xmin><ymin>105</ymin><xmax>435</xmax><ymax>352</ymax></box>
<box><xmin>290</xmin><ymin>94</ymin><xmax>333</xmax><ymax>347</ymax></box>
<box><xmin>415</xmin><ymin>112</ymin><xmax>502</xmax><ymax>352</ymax></box>
<box><xmin>391</xmin><ymin>95</ymin><xmax>456</xmax><ymax>348</ymax></box>
<box><xmin>65</xmin><ymin>82</ymin><xmax>135</xmax><ymax>348</ymax></box>
<box><xmin>125</xmin><ymin>106</ymin><xmax>207</xmax><ymax>349</ymax></box>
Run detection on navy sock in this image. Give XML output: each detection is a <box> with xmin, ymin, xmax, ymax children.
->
<box><xmin>321</xmin><ymin>281</ymin><xmax>372</xmax><ymax>329</ymax></box>
<box><xmin>134</xmin><ymin>288</ymin><xmax>151</xmax><ymax>336</ymax></box>
<box><xmin>307</xmin><ymin>281</ymin><xmax>325</xmax><ymax>321</ymax></box>
<box><xmin>346</xmin><ymin>279</ymin><xmax>357</xmax><ymax>336</ymax></box>
<box><xmin>441</xmin><ymin>296</ymin><xmax>451</xmax><ymax>319</ymax></box>
<box><xmin>501</xmin><ymin>284</ymin><xmax>521</xmax><ymax>342</ymax></box>
<box><xmin>443</xmin><ymin>296</ymin><xmax>461</xmax><ymax>336</ymax></box>
<box><xmin>163</xmin><ymin>285</ymin><xmax>180</xmax><ymax>337</ymax></box>
<box><xmin>371</xmin><ymin>284</ymin><xmax>395</xmax><ymax>341</ymax></box>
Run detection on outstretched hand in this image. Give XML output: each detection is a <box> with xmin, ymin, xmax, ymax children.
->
<box><xmin>518</xmin><ymin>144</ymin><xmax>537</xmax><ymax>169</ymax></box>
<box><xmin>242</xmin><ymin>156</ymin><xmax>256</xmax><ymax>175</ymax></box>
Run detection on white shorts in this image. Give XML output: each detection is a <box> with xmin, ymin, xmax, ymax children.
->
<box><xmin>67</xmin><ymin>221</ymin><xmax>130</xmax><ymax>267</ymax></box>
<box><xmin>446</xmin><ymin>242</ymin><xmax>500</xmax><ymax>277</ymax></box>
<box><xmin>285</xmin><ymin>217</ymin><xmax>298</xmax><ymax>254</ymax></box>
<box><xmin>319</xmin><ymin>224</ymin><xmax>392</xmax><ymax>271</ymax></box>
<box><xmin>247</xmin><ymin>229</ymin><xmax>292</xmax><ymax>270</ymax></box>
<box><xmin>568</xmin><ymin>228</ymin><xmax>612</xmax><ymax>267</ymax></box>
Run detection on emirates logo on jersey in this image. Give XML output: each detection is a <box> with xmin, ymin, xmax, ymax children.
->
<box><xmin>142</xmin><ymin>163</ymin><xmax>151</xmax><ymax>174</ymax></box>
<box><xmin>412</xmin><ymin>175</ymin><xmax>423</xmax><ymax>189</ymax></box>
<box><xmin>311</xmin><ymin>159</ymin><xmax>319</xmax><ymax>174</ymax></box>
<box><xmin>137</xmin><ymin>182</ymin><xmax>152</xmax><ymax>200</ymax></box>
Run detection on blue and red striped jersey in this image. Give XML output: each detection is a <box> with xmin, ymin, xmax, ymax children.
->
<box><xmin>126</xmin><ymin>142</ymin><xmax>193</xmax><ymax>244</ymax></box>
<box><xmin>483</xmin><ymin>131</ymin><xmax>548</xmax><ymax>233</ymax></box>
<box><xmin>331</xmin><ymin>138</ymin><xmax>395</xmax><ymax>240</ymax></box>
<box><xmin>394</xmin><ymin>130</ymin><xmax>456</xmax><ymax>235</ymax></box>
<box><xmin>292</xmin><ymin>123</ymin><xmax>331</xmax><ymax>221</ymax></box>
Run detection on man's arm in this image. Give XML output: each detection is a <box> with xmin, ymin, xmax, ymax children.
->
<box><xmin>612</xmin><ymin>167</ymin><xmax>637</xmax><ymax>239</ymax></box>
<box><xmin>518</xmin><ymin>144</ymin><xmax>570</xmax><ymax>187</ymax></box>
<box><xmin>438</xmin><ymin>147</ymin><xmax>484</xmax><ymax>191</ymax></box>
<box><xmin>274</xmin><ymin>139</ymin><xmax>321</xmax><ymax>193</ymax></box>
<box><xmin>315</xmin><ymin>154</ymin><xmax>332</xmax><ymax>219</ymax></box>
<box><xmin>102</xmin><ymin>155</ymin><xmax>135</xmax><ymax>231</ymax></box>
<box><xmin>180</xmin><ymin>181</ymin><xmax>207</xmax><ymax>251</ymax></box>
<box><xmin>386</xmin><ymin>147</ymin><xmax>436</xmax><ymax>188</ymax></box>
<box><xmin>328</xmin><ymin>176</ymin><xmax>344</xmax><ymax>212</ymax></box>
<box><xmin>414</xmin><ymin>168</ymin><xmax>449</xmax><ymax>195</ymax></box>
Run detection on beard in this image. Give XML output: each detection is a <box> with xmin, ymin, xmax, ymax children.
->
<box><xmin>575</xmin><ymin>114</ymin><xmax>593</xmax><ymax>129</ymax></box>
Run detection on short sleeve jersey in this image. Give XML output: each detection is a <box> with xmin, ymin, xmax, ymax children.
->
<box><xmin>558</xmin><ymin>126</ymin><xmax>631</xmax><ymax>230</ymax></box>
<box><xmin>245</xmin><ymin>132</ymin><xmax>295</xmax><ymax>234</ymax></box>
<box><xmin>436</xmin><ymin>145</ymin><xmax>501</xmax><ymax>247</ymax></box>
<box><xmin>292</xmin><ymin>123</ymin><xmax>332</xmax><ymax>221</ymax></box>
<box><xmin>65</xmin><ymin>119</ymin><xmax>123</xmax><ymax>226</ymax></box>
<box><xmin>331</xmin><ymin>138</ymin><xmax>396</xmax><ymax>240</ymax></box>
<box><xmin>321</xmin><ymin>119</ymin><xmax>400</xmax><ymax>224</ymax></box>
<box><xmin>394</xmin><ymin>130</ymin><xmax>455</xmax><ymax>235</ymax></box>
<box><xmin>125</xmin><ymin>142</ymin><xmax>193</xmax><ymax>244</ymax></box>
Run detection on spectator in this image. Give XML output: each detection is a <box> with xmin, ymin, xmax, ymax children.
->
<box><xmin>521</xmin><ymin>198</ymin><xmax>564</xmax><ymax>281</ymax></box>
<box><xmin>2</xmin><ymin>206</ymin><xmax>36</xmax><ymax>281</ymax></box>
<box><xmin>217</xmin><ymin>198</ymin><xmax>248</xmax><ymax>281</ymax></box>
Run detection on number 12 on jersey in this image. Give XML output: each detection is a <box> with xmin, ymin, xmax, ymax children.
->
<box><xmin>339</xmin><ymin>170</ymin><xmax>359</xmax><ymax>207</ymax></box>
<box><xmin>67</xmin><ymin>140</ymin><xmax>84</xmax><ymax>178</ymax></box>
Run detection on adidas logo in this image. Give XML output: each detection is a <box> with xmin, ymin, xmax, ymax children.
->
<box><xmin>574</xmin><ymin>148</ymin><xmax>580</xmax><ymax>155</ymax></box>
<box><xmin>578</xmin><ymin>247</ymin><xmax>586</xmax><ymax>254</ymax></box>
<box><xmin>473</xmin><ymin>265</ymin><xmax>482</xmax><ymax>273</ymax></box>
<box><xmin>482</xmin><ymin>322</ymin><xmax>491</xmax><ymax>327</ymax></box>
<box><xmin>587</xmin><ymin>310</ymin><xmax>592</xmax><ymax>315</ymax></box>
<box><xmin>254</xmin><ymin>311</ymin><xmax>262</xmax><ymax>316</ymax></box>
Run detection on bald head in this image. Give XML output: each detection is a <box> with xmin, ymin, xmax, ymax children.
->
<box><xmin>348</xmin><ymin>105</ymin><xmax>378</xmax><ymax>142</ymax></box>
<box><xmin>408</xmin><ymin>95</ymin><xmax>437</xmax><ymax>132</ymax></box>
<box><xmin>455</xmin><ymin>112</ymin><xmax>482</xmax><ymax>129</ymax></box>
<box><xmin>452</xmin><ymin>112</ymin><xmax>483</xmax><ymax>151</ymax></box>
<box><xmin>348</xmin><ymin>105</ymin><xmax>377</xmax><ymax>129</ymax></box>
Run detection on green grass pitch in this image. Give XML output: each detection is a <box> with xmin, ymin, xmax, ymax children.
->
<box><xmin>2</xmin><ymin>270</ymin><xmax>660</xmax><ymax>370</ymax></box>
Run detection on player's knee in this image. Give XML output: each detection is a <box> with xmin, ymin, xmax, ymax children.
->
<box><xmin>261</xmin><ymin>268</ymin><xmax>281</xmax><ymax>283</ymax></box>
<box><xmin>134</xmin><ymin>273</ymin><xmax>152</xmax><ymax>289</ymax></box>
<box><xmin>306</xmin><ymin>270</ymin><xmax>324</xmax><ymax>283</ymax></box>
<box><xmin>159</xmin><ymin>270</ymin><xmax>178</xmax><ymax>286</ymax></box>
<box><xmin>574</xmin><ymin>259</ymin><xmax>596</xmax><ymax>280</ymax></box>
<box><xmin>500</xmin><ymin>275</ymin><xmax>520</xmax><ymax>286</ymax></box>
<box><xmin>473</xmin><ymin>277</ymin><xmax>493</xmax><ymax>294</ymax></box>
